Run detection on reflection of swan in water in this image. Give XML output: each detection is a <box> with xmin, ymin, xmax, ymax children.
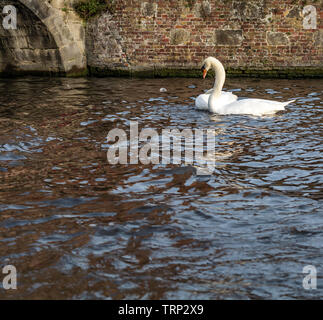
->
<box><xmin>195</xmin><ymin>57</ymin><xmax>295</xmax><ymax>116</ymax></box>
<box><xmin>192</xmin><ymin>127</ymin><xmax>240</xmax><ymax>175</ymax></box>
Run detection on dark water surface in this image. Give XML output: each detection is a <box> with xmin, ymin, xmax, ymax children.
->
<box><xmin>0</xmin><ymin>76</ymin><xmax>322</xmax><ymax>299</ymax></box>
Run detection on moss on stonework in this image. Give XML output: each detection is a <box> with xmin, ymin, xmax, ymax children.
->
<box><xmin>185</xmin><ymin>0</ymin><xmax>196</xmax><ymax>10</ymax></box>
<box><xmin>88</xmin><ymin>66</ymin><xmax>133</xmax><ymax>77</ymax></box>
<box><xmin>3</xmin><ymin>67</ymin><xmax>322</xmax><ymax>79</ymax></box>
<box><xmin>154</xmin><ymin>68</ymin><xmax>202</xmax><ymax>78</ymax></box>
<box><xmin>88</xmin><ymin>66</ymin><xmax>323</xmax><ymax>79</ymax></box>
<box><xmin>0</xmin><ymin>70</ymin><xmax>66</xmax><ymax>78</ymax></box>
<box><xmin>225</xmin><ymin>67</ymin><xmax>323</xmax><ymax>78</ymax></box>
<box><xmin>66</xmin><ymin>67</ymin><xmax>89</xmax><ymax>78</ymax></box>
<box><xmin>73</xmin><ymin>0</ymin><xmax>114</xmax><ymax>21</ymax></box>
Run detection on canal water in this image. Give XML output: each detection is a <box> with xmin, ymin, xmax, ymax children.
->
<box><xmin>0</xmin><ymin>76</ymin><xmax>322</xmax><ymax>299</ymax></box>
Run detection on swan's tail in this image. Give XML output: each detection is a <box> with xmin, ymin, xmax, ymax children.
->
<box><xmin>282</xmin><ymin>99</ymin><xmax>296</xmax><ymax>107</ymax></box>
<box><xmin>262</xmin><ymin>99</ymin><xmax>296</xmax><ymax>115</ymax></box>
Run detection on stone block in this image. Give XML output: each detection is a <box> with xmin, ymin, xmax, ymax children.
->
<box><xmin>171</xmin><ymin>29</ymin><xmax>190</xmax><ymax>45</ymax></box>
<box><xmin>266</xmin><ymin>31</ymin><xmax>289</xmax><ymax>46</ymax></box>
<box><xmin>314</xmin><ymin>30</ymin><xmax>323</xmax><ymax>47</ymax></box>
<box><xmin>214</xmin><ymin>30</ymin><xmax>243</xmax><ymax>46</ymax></box>
<box><xmin>141</xmin><ymin>2</ymin><xmax>158</xmax><ymax>17</ymax></box>
<box><xmin>196</xmin><ymin>1</ymin><xmax>212</xmax><ymax>18</ymax></box>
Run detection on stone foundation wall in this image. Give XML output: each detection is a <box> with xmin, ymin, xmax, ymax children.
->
<box><xmin>86</xmin><ymin>0</ymin><xmax>323</xmax><ymax>77</ymax></box>
<box><xmin>0</xmin><ymin>0</ymin><xmax>63</xmax><ymax>74</ymax></box>
<box><xmin>0</xmin><ymin>0</ymin><xmax>86</xmax><ymax>76</ymax></box>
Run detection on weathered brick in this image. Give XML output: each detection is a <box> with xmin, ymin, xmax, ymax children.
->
<box><xmin>86</xmin><ymin>0</ymin><xmax>323</xmax><ymax>73</ymax></box>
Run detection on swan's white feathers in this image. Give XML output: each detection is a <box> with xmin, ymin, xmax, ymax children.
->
<box><xmin>214</xmin><ymin>98</ymin><xmax>295</xmax><ymax>116</ymax></box>
<box><xmin>196</xmin><ymin>91</ymin><xmax>237</xmax><ymax>110</ymax></box>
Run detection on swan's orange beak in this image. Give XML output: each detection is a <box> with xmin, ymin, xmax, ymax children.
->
<box><xmin>203</xmin><ymin>69</ymin><xmax>207</xmax><ymax>79</ymax></box>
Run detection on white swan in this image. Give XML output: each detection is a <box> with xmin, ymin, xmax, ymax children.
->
<box><xmin>195</xmin><ymin>57</ymin><xmax>295</xmax><ymax>116</ymax></box>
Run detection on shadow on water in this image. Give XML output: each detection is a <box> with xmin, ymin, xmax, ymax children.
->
<box><xmin>0</xmin><ymin>76</ymin><xmax>322</xmax><ymax>299</ymax></box>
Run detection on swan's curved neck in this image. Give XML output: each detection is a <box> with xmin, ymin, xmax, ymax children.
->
<box><xmin>208</xmin><ymin>58</ymin><xmax>226</xmax><ymax>112</ymax></box>
<box><xmin>210</xmin><ymin>58</ymin><xmax>226</xmax><ymax>98</ymax></box>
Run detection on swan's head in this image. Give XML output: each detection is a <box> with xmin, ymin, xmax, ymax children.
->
<box><xmin>201</xmin><ymin>57</ymin><xmax>215</xmax><ymax>79</ymax></box>
<box><xmin>201</xmin><ymin>57</ymin><xmax>222</xmax><ymax>79</ymax></box>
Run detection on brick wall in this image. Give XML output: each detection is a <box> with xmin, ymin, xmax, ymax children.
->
<box><xmin>86</xmin><ymin>0</ymin><xmax>323</xmax><ymax>77</ymax></box>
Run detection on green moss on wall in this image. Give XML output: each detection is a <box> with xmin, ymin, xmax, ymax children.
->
<box><xmin>87</xmin><ymin>66</ymin><xmax>323</xmax><ymax>79</ymax></box>
<box><xmin>73</xmin><ymin>0</ymin><xmax>114</xmax><ymax>21</ymax></box>
<box><xmin>2</xmin><ymin>67</ymin><xmax>322</xmax><ymax>79</ymax></box>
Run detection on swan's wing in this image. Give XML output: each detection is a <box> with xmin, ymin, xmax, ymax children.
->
<box><xmin>205</xmin><ymin>89</ymin><xmax>238</xmax><ymax>100</ymax></box>
<box><xmin>220</xmin><ymin>92</ymin><xmax>238</xmax><ymax>104</ymax></box>
<box><xmin>217</xmin><ymin>99</ymin><xmax>294</xmax><ymax>115</ymax></box>
<box><xmin>196</xmin><ymin>91</ymin><xmax>238</xmax><ymax>110</ymax></box>
<box><xmin>222</xmin><ymin>91</ymin><xmax>238</xmax><ymax>100</ymax></box>
<box><xmin>195</xmin><ymin>93</ymin><xmax>209</xmax><ymax>110</ymax></box>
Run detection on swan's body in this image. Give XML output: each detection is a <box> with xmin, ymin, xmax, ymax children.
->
<box><xmin>208</xmin><ymin>98</ymin><xmax>292</xmax><ymax>116</ymax></box>
<box><xmin>195</xmin><ymin>91</ymin><xmax>238</xmax><ymax>111</ymax></box>
<box><xmin>195</xmin><ymin>57</ymin><xmax>295</xmax><ymax>116</ymax></box>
